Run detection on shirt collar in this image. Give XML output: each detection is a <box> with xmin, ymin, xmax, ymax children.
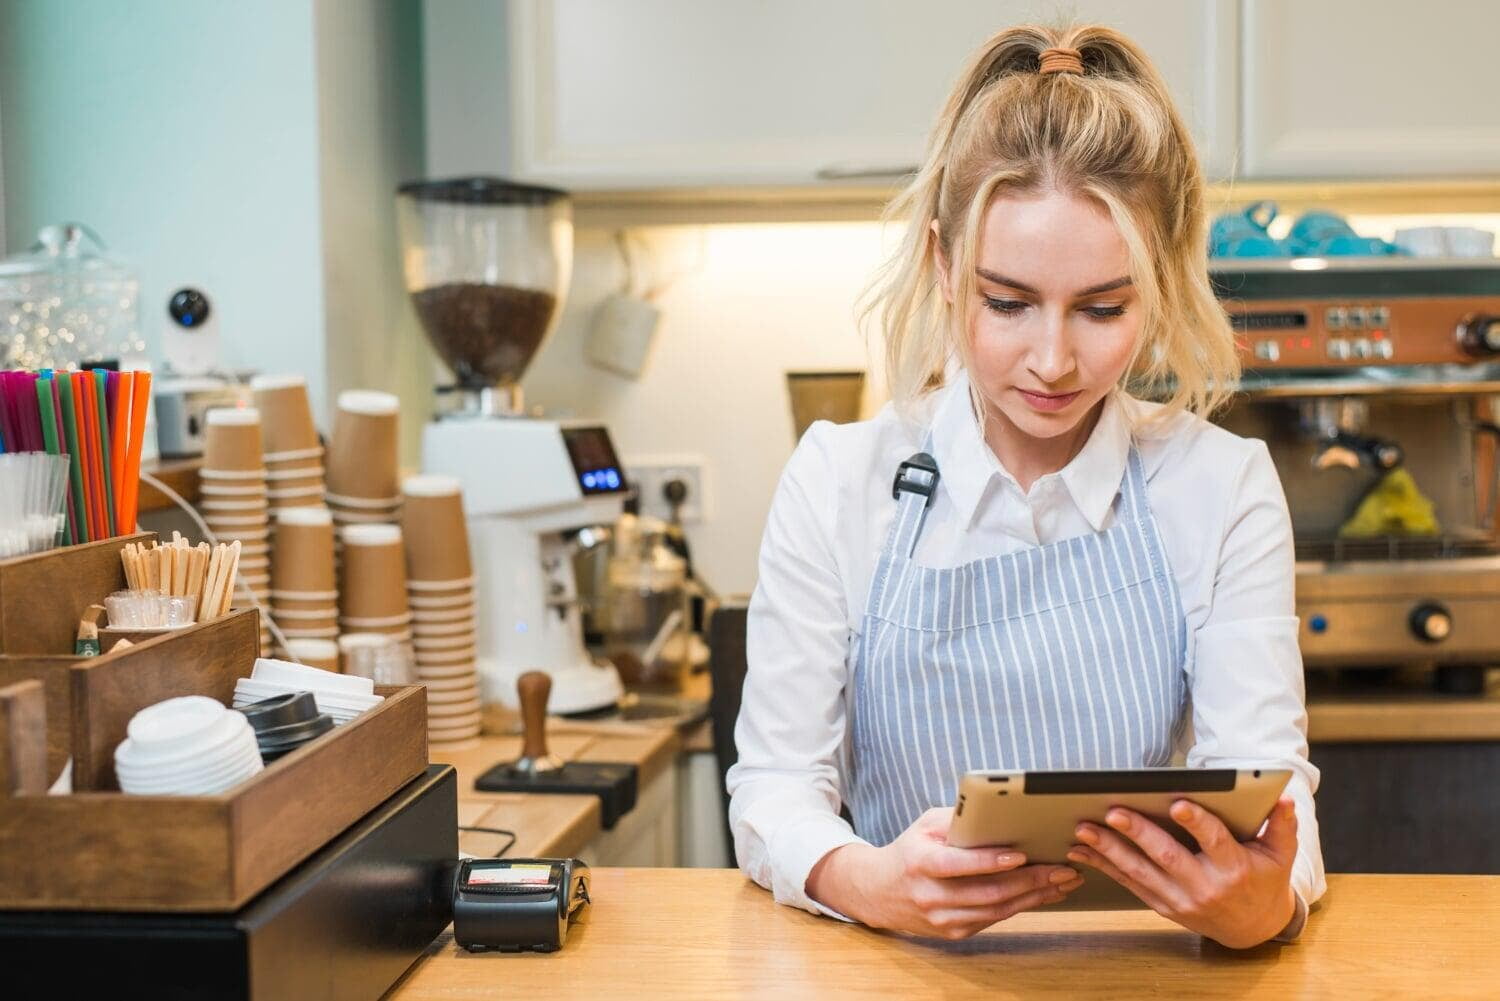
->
<box><xmin>928</xmin><ymin>371</ymin><xmax>1132</xmax><ymax>532</ymax></box>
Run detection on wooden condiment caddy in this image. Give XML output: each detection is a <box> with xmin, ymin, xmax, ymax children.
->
<box><xmin>0</xmin><ymin>608</ymin><xmax>430</xmax><ymax>912</ymax></box>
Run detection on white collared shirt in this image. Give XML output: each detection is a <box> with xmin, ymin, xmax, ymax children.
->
<box><xmin>727</xmin><ymin>371</ymin><xmax>1327</xmax><ymax>927</ymax></box>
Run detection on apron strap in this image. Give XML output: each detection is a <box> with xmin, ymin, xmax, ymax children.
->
<box><xmin>887</xmin><ymin>447</ymin><xmax>939</xmax><ymax>561</ymax></box>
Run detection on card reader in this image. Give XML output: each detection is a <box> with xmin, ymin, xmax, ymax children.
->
<box><xmin>452</xmin><ymin>858</ymin><xmax>591</xmax><ymax>953</ymax></box>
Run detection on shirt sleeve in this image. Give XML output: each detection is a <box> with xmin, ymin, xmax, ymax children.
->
<box><xmin>726</xmin><ymin>424</ymin><xmax>868</xmax><ymax>918</ymax></box>
<box><xmin>1182</xmin><ymin>439</ymin><xmax>1328</xmax><ymax>934</ymax></box>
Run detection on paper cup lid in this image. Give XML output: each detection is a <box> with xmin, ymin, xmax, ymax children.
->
<box><xmin>277</xmin><ymin>506</ymin><xmax>333</xmax><ymax>527</ymax></box>
<box><xmin>402</xmin><ymin>474</ymin><xmax>462</xmax><ymax>498</ymax></box>
<box><xmin>250</xmin><ymin>373</ymin><xmax>307</xmax><ymax>391</ymax></box>
<box><xmin>340</xmin><ymin>523</ymin><xmax>402</xmax><ymax>546</ymax></box>
<box><xmin>207</xmin><ymin>406</ymin><xmax>262</xmax><ymax>427</ymax></box>
<box><xmin>337</xmin><ymin>389</ymin><xmax>399</xmax><ymax>415</ymax></box>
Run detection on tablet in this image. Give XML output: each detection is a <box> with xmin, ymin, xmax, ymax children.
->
<box><xmin>945</xmin><ymin>767</ymin><xmax>1291</xmax><ymax>910</ymax></box>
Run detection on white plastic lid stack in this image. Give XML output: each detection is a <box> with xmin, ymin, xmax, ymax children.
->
<box><xmin>337</xmin><ymin>389</ymin><xmax>399</xmax><ymax>416</ymax></box>
<box><xmin>248</xmin><ymin>373</ymin><xmax>307</xmax><ymax>391</ymax></box>
<box><xmin>277</xmin><ymin>507</ymin><xmax>334</xmax><ymax>527</ymax></box>
<box><xmin>340</xmin><ymin>523</ymin><xmax>403</xmax><ymax>547</ymax></box>
<box><xmin>401</xmin><ymin>474</ymin><xmax>462</xmax><ymax>498</ymax></box>
<box><xmin>206</xmin><ymin>407</ymin><xmax>262</xmax><ymax>426</ymax></box>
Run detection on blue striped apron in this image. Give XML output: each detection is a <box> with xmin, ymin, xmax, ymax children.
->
<box><xmin>847</xmin><ymin>441</ymin><xmax>1188</xmax><ymax>846</ymax></box>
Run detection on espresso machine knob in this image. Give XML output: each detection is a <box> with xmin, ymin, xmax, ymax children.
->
<box><xmin>1409</xmin><ymin>603</ymin><xmax>1452</xmax><ymax>643</ymax></box>
<box><xmin>1457</xmin><ymin>314</ymin><xmax>1500</xmax><ymax>357</ymax></box>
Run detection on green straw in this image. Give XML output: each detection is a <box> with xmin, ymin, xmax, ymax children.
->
<box><xmin>56</xmin><ymin>375</ymin><xmax>89</xmax><ymax>544</ymax></box>
<box><xmin>93</xmin><ymin>370</ymin><xmax>116</xmax><ymax>537</ymax></box>
<box><xmin>34</xmin><ymin>375</ymin><xmax>71</xmax><ymax>545</ymax></box>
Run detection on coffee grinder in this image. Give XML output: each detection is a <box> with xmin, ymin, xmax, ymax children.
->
<box><xmin>397</xmin><ymin>177</ymin><xmax>627</xmax><ymax>715</ymax></box>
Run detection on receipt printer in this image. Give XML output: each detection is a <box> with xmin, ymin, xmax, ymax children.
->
<box><xmin>452</xmin><ymin>858</ymin><xmax>591</xmax><ymax>953</ymax></box>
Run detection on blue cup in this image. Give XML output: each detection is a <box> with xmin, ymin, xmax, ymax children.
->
<box><xmin>1209</xmin><ymin>201</ymin><xmax>1286</xmax><ymax>258</ymax></box>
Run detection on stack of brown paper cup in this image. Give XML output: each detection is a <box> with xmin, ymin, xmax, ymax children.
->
<box><xmin>270</xmin><ymin>507</ymin><xmax>340</xmax><ymax>650</ymax></box>
<box><xmin>400</xmin><ymin>474</ymin><xmax>479</xmax><ymax>747</ymax></box>
<box><xmin>200</xmin><ymin>407</ymin><xmax>272</xmax><ymax>654</ymax></box>
<box><xmin>326</xmin><ymin>390</ymin><xmax>402</xmax><ymax>528</ymax></box>
<box><xmin>252</xmin><ymin>374</ymin><xmax>327</xmax><ymax>512</ymax></box>
<box><xmin>338</xmin><ymin>523</ymin><xmax>412</xmax><ymax>641</ymax></box>
<box><xmin>282</xmin><ymin>638</ymin><xmax>340</xmax><ymax>673</ymax></box>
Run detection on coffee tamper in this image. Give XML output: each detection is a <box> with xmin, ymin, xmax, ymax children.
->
<box><xmin>474</xmin><ymin>670</ymin><xmax>640</xmax><ymax>828</ymax></box>
<box><xmin>510</xmin><ymin>671</ymin><xmax>563</xmax><ymax>776</ymax></box>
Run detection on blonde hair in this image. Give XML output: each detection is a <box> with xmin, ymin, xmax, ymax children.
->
<box><xmin>861</xmin><ymin>23</ymin><xmax>1238</xmax><ymax>423</ymax></box>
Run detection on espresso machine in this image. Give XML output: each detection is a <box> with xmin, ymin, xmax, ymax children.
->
<box><xmin>1213</xmin><ymin>258</ymin><xmax>1500</xmax><ymax>691</ymax></box>
<box><xmin>398</xmin><ymin>177</ymin><xmax>627</xmax><ymax>714</ymax></box>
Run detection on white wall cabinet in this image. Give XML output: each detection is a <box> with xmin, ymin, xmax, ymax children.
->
<box><xmin>498</xmin><ymin>0</ymin><xmax>1238</xmax><ymax>187</ymax></box>
<box><xmin>426</xmin><ymin>0</ymin><xmax>1499</xmax><ymax>191</ymax></box>
<box><xmin>1241</xmin><ymin>0</ymin><xmax>1500</xmax><ymax>179</ymax></box>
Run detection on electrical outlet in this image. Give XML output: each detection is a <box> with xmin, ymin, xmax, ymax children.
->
<box><xmin>625</xmin><ymin>455</ymin><xmax>707</xmax><ymax>524</ymax></box>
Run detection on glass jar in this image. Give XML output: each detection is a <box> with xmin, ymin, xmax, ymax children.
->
<box><xmin>0</xmin><ymin>224</ymin><xmax>143</xmax><ymax>370</ymax></box>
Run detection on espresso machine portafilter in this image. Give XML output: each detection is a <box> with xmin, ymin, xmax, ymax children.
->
<box><xmin>1213</xmin><ymin>258</ymin><xmax>1500</xmax><ymax>690</ymax></box>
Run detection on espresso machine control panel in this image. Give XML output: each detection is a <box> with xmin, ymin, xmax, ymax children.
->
<box><xmin>1213</xmin><ymin>260</ymin><xmax>1500</xmax><ymax>370</ymax></box>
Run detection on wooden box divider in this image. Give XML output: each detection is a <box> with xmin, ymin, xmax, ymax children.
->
<box><xmin>0</xmin><ymin>608</ymin><xmax>430</xmax><ymax>913</ymax></box>
<box><xmin>0</xmin><ymin>532</ymin><xmax>153</xmax><ymax>655</ymax></box>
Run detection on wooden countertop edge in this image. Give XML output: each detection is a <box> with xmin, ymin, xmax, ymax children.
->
<box><xmin>1307</xmin><ymin>695</ymin><xmax>1500</xmax><ymax>742</ymax></box>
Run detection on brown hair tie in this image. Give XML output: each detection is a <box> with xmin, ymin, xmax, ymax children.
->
<box><xmin>1038</xmin><ymin>47</ymin><xmax>1085</xmax><ymax>76</ymax></box>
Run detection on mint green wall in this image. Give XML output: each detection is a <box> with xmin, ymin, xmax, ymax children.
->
<box><xmin>0</xmin><ymin>0</ymin><xmax>428</xmax><ymax>448</ymax></box>
<box><xmin>0</xmin><ymin>0</ymin><xmax>327</xmax><ymax>406</ymax></box>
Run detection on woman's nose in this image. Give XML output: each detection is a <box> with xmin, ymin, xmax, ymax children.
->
<box><xmin>1027</xmin><ymin>312</ymin><xmax>1076</xmax><ymax>384</ymax></box>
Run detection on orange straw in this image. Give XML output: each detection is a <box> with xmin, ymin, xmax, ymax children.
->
<box><xmin>120</xmin><ymin>371</ymin><xmax>152</xmax><ymax>532</ymax></box>
<box><xmin>69</xmin><ymin>372</ymin><xmax>99</xmax><ymax>540</ymax></box>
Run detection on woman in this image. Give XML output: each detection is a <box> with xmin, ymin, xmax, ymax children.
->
<box><xmin>726</xmin><ymin>24</ymin><xmax>1326</xmax><ymax>948</ymax></box>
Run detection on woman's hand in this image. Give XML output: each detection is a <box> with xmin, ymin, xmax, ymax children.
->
<box><xmin>1067</xmin><ymin>797</ymin><xmax>1299</xmax><ymax>949</ymax></box>
<box><xmin>806</xmin><ymin>807</ymin><xmax>1083</xmax><ymax>940</ymax></box>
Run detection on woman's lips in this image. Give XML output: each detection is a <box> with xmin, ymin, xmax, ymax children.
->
<box><xmin>1016</xmin><ymin>388</ymin><xmax>1083</xmax><ymax>413</ymax></box>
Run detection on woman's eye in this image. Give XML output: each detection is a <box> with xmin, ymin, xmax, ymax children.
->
<box><xmin>983</xmin><ymin>297</ymin><xmax>1028</xmax><ymax>315</ymax></box>
<box><xmin>1083</xmin><ymin>305</ymin><xmax>1127</xmax><ymax>320</ymax></box>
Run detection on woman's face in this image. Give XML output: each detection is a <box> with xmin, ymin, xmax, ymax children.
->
<box><xmin>935</xmin><ymin>188</ymin><xmax>1142</xmax><ymax>442</ymax></box>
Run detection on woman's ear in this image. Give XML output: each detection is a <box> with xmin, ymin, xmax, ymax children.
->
<box><xmin>929</xmin><ymin>220</ymin><xmax>954</xmax><ymax>305</ymax></box>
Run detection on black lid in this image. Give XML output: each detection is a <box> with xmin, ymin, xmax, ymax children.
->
<box><xmin>237</xmin><ymin>691</ymin><xmax>318</xmax><ymax>733</ymax></box>
<box><xmin>255</xmin><ymin>712</ymin><xmax>336</xmax><ymax>749</ymax></box>
<box><xmin>396</xmin><ymin>176</ymin><xmax>569</xmax><ymax>206</ymax></box>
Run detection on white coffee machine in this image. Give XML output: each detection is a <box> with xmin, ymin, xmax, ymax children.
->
<box><xmin>399</xmin><ymin>177</ymin><xmax>626</xmax><ymax>713</ymax></box>
<box><xmin>422</xmin><ymin>418</ymin><xmax>626</xmax><ymax>713</ymax></box>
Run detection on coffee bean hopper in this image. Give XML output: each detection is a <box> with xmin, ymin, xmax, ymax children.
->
<box><xmin>397</xmin><ymin>178</ymin><xmax>628</xmax><ymax>716</ymax></box>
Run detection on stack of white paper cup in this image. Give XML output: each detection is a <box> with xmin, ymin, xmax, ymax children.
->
<box><xmin>251</xmin><ymin>374</ymin><xmax>327</xmax><ymax>513</ymax></box>
<box><xmin>400</xmin><ymin>474</ymin><xmax>479</xmax><ymax>747</ymax></box>
<box><xmin>200</xmin><ymin>407</ymin><xmax>272</xmax><ymax>653</ymax></box>
<box><xmin>270</xmin><ymin>507</ymin><xmax>340</xmax><ymax>651</ymax></box>
<box><xmin>326</xmin><ymin>390</ymin><xmax>401</xmax><ymax>530</ymax></box>
<box><xmin>338</xmin><ymin>524</ymin><xmax>412</xmax><ymax>642</ymax></box>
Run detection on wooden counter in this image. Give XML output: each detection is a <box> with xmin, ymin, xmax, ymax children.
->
<box><xmin>389</xmin><ymin>870</ymin><xmax>1499</xmax><ymax>1000</ymax></box>
<box><xmin>431</xmin><ymin>723</ymin><xmax>680</xmax><ymax>860</ymax></box>
<box><xmin>136</xmin><ymin>457</ymin><xmax>201</xmax><ymax>514</ymax></box>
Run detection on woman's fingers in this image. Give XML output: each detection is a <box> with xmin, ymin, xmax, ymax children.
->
<box><xmin>916</xmin><ymin>843</ymin><xmax>1029</xmax><ymax>879</ymax></box>
<box><xmin>924</xmin><ymin>882</ymin><xmax>1075</xmax><ymax>939</ymax></box>
<box><xmin>1254</xmin><ymin>798</ymin><xmax>1300</xmax><ymax>866</ymax></box>
<box><xmin>931</xmin><ymin>865</ymin><xmax>1078</xmax><ymax>908</ymax></box>
<box><xmin>1066</xmin><ymin>845</ymin><xmax>1175</xmax><ymax>914</ymax></box>
<box><xmin>1168</xmin><ymin>799</ymin><xmax>1242</xmax><ymax>869</ymax></box>
<box><xmin>1075</xmin><ymin>820</ymin><xmax>1191</xmax><ymax>910</ymax></box>
<box><xmin>1103</xmin><ymin>808</ymin><xmax>1205</xmax><ymax>884</ymax></box>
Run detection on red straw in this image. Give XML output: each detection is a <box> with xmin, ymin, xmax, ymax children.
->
<box><xmin>110</xmin><ymin>372</ymin><xmax>131</xmax><ymax>532</ymax></box>
<box><xmin>120</xmin><ymin>371</ymin><xmax>152</xmax><ymax>532</ymax></box>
